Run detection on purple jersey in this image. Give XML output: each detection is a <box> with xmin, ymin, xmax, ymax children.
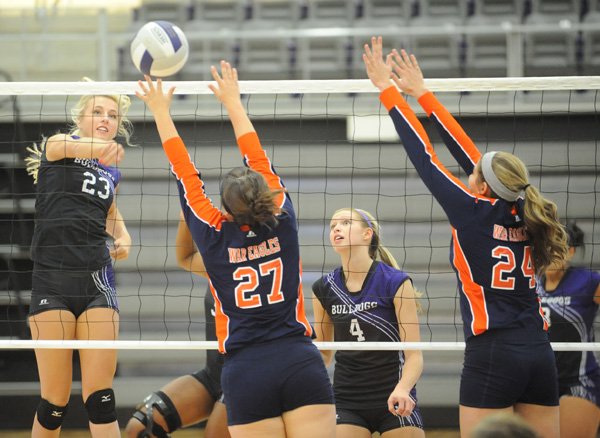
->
<box><xmin>381</xmin><ymin>87</ymin><xmax>548</xmax><ymax>341</ymax></box>
<box><xmin>162</xmin><ymin>133</ymin><xmax>313</xmax><ymax>353</ymax></box>
<box><xmin>313</xmin><ymin>261</ymin><xmax>413</xmax><ymax>408</ymax></box>
<box><xmin>538</xmin><ymin>267</ymin><xmax>600</xmax><ymax>381</ymax></box>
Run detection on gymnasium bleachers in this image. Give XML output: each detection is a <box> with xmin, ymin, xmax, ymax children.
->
<box><xmin>0</xmin><ymin>0</ymin><xmax>599</xmax><ymax>429</ymax></box>
<box><xmin>0</xmin><ymin>0</ymin><xmax>597</xmax><ymax>81</ymax></box>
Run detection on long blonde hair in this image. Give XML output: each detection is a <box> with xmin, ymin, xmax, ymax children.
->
<box><xmin>484</xmin><ymin>151</ymin><xmax>568</xmax><ymax>274</ymax></box>
<box><xmin>25</xmin><ymin>85</ymin><xmax>134</xmax><ymax>184</ymax></box>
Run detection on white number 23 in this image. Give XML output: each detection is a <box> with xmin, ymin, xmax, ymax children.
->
<box><xmin>81</xmin><ymin>171</ymin><xmax>110</xmax><ymax>199</ymax></box>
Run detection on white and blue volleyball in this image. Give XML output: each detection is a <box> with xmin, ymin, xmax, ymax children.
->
<box><xmin>130</xmin><ymin>21</ymin><xmax>189</xmax><ymax>78</ymax></box>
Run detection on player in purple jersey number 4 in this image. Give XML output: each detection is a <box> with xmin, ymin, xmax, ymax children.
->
<box><xmin>313</xmin><ymin>208</ymin><xmax>424</xmax><ymax>437</ymax></box>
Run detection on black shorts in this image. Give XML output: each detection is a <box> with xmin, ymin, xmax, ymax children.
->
<box><xmin>460</xmin><ymin>333</ymin><xmax>558</xmax><ymax>408</ymax></box>
<box><xmin>29</xmin><ymin>264</ymin><xmax>118</xmax><ymax>318</ymax></box>
<box><xmin>336</xmin><ymin>403</ymin><xmax>424</xmax><ymax>434</ymax></box>
<box><xmin>191</xmin><ymin>368</ymin><xmax>222</xmax><ymax>402</ymax></box>
<box><xmin>221</xmin><ymin>336</ymin><xmax>334</xmax><ymax>426</ymax></box>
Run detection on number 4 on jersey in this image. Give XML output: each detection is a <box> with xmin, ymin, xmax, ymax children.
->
<box><xmin>350</xmin><ymin>318</ymin><xmax>365</xmax><ymax>341</ymax></box>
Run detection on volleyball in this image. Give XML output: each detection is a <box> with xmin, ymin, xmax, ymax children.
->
<box><xmin>130</xmin><ymin>21</ymin><xmax>189</xmax><ymax>78</ymax></box>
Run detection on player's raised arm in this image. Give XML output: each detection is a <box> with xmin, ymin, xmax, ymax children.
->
<box><xmin>389</xmin><ymin>48</ymin><xmax>481</xmax><ymax>173</ymax></box>
<box><xmin>209</xmin><ymin>61</ymin><xmax>286</xmax><ymax>209</ymax></box>
<box><xmin>137</xmin><ymin>76</ymin><xmax>224</xmax><ymax>230</ymax></box>
<box><xmin>208</xmin><ymin>60</ymin><xmax>254</xmax><ymax>139</ymax></box>
<box><xmin>136</xmin><ymin>76</ymin><xmax>177</xmax><ymax>143</ymax></box>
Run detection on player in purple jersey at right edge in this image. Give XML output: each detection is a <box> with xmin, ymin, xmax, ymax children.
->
<box><xmin>363</xmin><ymin>37</ymin><xmax>568</xmax><ymax>438</ymax></box>
<box><xmin>135</xmin><ymin>61</ymin><xmax>335</xmax><ymax>438</ymax></box>
<box><xmin>538</xmin><ymin>221</ymin><xmax>600</xmax><ymax>438</ymax></box>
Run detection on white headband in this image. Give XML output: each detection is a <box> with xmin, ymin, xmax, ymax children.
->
<box><xmin>480</xmin><ymin>152</ymin><xmax>521</xmax><ymax>202</ymax></box>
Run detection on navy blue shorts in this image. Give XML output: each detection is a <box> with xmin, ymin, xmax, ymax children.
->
<box><xmin>336</xmin><ymin>403</ymin><xmax>424</xmax><ymax>434</ymax></box>
<box><xmin>221</xmin><ymin>335</ymin><xmax>334</xmax><ymax>426</ymax></box>
<box><xmin>29</xmin><ymin>264</ymin><xmax>118</xmax><ymax>318</ymax></box>
<box><xmin>460</xmin><ymin>334</ymin><xmax>559</xmax><ymax>408</ymax></box>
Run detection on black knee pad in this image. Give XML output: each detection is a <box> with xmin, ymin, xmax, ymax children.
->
<box><xmin>36</xmin><ymin>398</ymin><xmax>68</xmax><ymax>430</ymax></box>
<box><xmin>132</xmin><ymin>409</ymin><xmax>170</xmax><ymax>438</ymax></box>
<box><xmin>142</xmin><ymin>390</ymin><xmax>181</xmax><ymax>433</ymax></box>
<box><xmin>85</xmin><ymin>388</ymin><xmax>117</xmax><ymax>424</ymax></box>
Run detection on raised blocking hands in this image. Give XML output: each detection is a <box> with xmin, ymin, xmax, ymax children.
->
<box><xmin>389</xmin><ymin>49</ymin><xmax>428</xmax><ymax>100</ymax></box>
<box><xmin>208</xmin><ymin>60</ymin><xmax>242</xmax><ymax>109</ymax></box>
<box><xmin>363</xmin><ymin>36</ymin><xmax>394</xmax><ymax>92</ymax></box>
<box><xmin>135</xmin><ymin>75</ymin><xmax>175</xmax><ymax>116</ymax></box>
<box><xmin>363</xmin><ymin>36</ymin><xmax>429</xmax><ymax>100</ymax></box>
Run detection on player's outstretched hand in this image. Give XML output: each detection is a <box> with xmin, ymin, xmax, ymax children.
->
<box><xmin>209</xmin><ymin>60</ymin><xmax>241</xmax><ymax>109</ymax></box>
<box><xmin>363</xmin><ymin>36</ymin><xmax>394</xmax><ymax>92</ymax></box>
<box><xmin>135</xmin><ymin>75</ymin><xmax>175</xmax><ymax>115</ymax></box>
<box><xmin>389</xmin><ymin>49</ymin><xmax>428</xmax><ymax>99</ymax></box>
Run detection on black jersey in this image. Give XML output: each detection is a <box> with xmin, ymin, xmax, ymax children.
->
<box><xmin>31</xmin><ymin>140</ymin><xmax>121</xmax><ymax>271</ymax></box>
<box><xmin>313</xmin><ymin>261</ymin><xmax>411</xmax><ymax>409</ymax></box>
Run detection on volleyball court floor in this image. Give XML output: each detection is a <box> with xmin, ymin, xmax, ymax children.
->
<box><xmin>1</xmin><ymin>429</ymin><xmax>461</xmax><ymax>437</ymax></box>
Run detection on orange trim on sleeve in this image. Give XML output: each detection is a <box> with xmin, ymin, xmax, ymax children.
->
<box><xmin>379</xmin><ymin>86</ymin><xmax>404</xmax><ymax>112</ymax></box>
<box><xmin>418</xmin><ymin>92</ymin><xmax>482</xmax><ymax>165</ymax></box>
<box><xmin>237</xmin><ymin>131</ymin><xmax>286</xmax><ymax>208</ymax></box>
<box><xmin>163</xmin><ymin>136</ymin><xmax>224</xmax><ymax>229</ymax></box>
<box><xmin>452</xmin><ymin>228</ymin><xmax>489</xmax><ymax>336</ymax></box>
<box><xmin>380</xmin><ymin>86</ymin><xmax>473</xmax><ymax>197</ymax></box>
<box><xmin>209</xmin><ymin>281</ymin><xmax>230</xmax><ymax>353</ymax></box>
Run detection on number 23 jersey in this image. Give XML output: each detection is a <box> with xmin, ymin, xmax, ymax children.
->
<box><xmin>312</xmin><ymin>261</ymin><xmax>411</xmax><ymax>408</ymax></box>
<box><xmin>31</xmin><ymin>138</ymin><xmax>121</xmax><ymax>271</ymax></box>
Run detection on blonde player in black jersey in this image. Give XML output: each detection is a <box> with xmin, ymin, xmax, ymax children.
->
<box><xmin>313</xmin><ymin>208</ymin><xmax>424</xmax><ymax>437</ymax></box>
<box><xmin>363</xmin><ymin>37</ymin><xmax>567</xmax><ymax>438</ymax></box>
<box><xmin>25</xmin><ymin>91</ymin><xmax>132</xmax><ymax>438</ymax></box>
<box><xmin>125</xmin><ymin>213</ymin><xmax>230</xmax><ymax>438</ymax></box>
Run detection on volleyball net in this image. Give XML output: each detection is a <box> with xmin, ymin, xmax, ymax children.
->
<box><xmin>0</xmin><ymin>77</ymin><xmax>599</xmax><ymax>352</ymax></box>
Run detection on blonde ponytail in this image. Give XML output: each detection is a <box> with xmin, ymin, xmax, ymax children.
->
<box><xmin>24</xmin><ymin>138</ymin><xmax>47</xmax><ymax>184</ymax></box>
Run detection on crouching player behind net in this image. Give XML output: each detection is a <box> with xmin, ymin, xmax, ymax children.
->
<box><xmin>125</xmin><ymin>213</ymin><xmax>230</xmax><ymax>438</ymax></box>
<box><xmin>363</xmin><ymin>37</ymin><xmax>568</xmax><ymax>438</ymax></box>
<box><xmin>136</xmin><ymin>61</ymin><xmax>335</xmax><ymax>438</ymax></box>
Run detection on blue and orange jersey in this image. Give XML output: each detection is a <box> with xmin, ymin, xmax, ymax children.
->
<box><xmin>380</xmin><ymin>86</ymin><xmax>547</xmax><ymax>340</ymax></box>
<box><xmin>538</xmin><ymin>267</ymin><xmax>600</xmax><ymax>381</ymax></box>
<box><xmin>162</xmin><ymin>132</ymin><xmax>313</xmax><ymax>353</ymax></box>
